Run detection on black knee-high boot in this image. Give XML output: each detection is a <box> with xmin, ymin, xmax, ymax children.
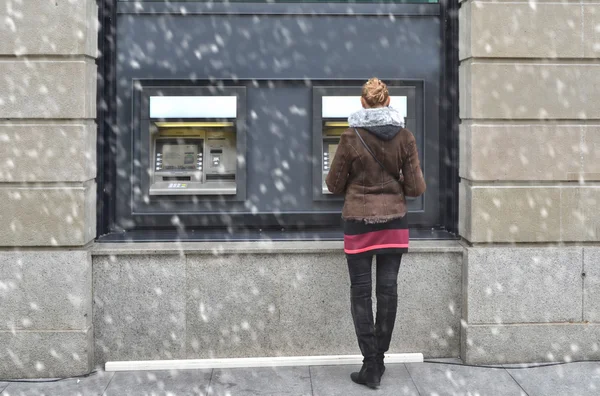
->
<box><xmin>349</xmin><ymin>281</ymin><xmax>381</xmax><ymax>389</ymax></box>
<box><xmin>375</xmin><ymin>280</ymin><xmax>398</xmax><ymax>377</ymax></box>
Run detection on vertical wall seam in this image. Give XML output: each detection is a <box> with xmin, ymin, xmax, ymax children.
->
<box><xmin>579</xmin><ymin>125</ymin><xmax>586</xmax><ymax>243</ymax></box>
<box><xmin>460</xmin><ymin>248</ymin><xmax>467</xmax><ymax>353</ymax></box>
<box><xmin>88</xmin><ymin>250</ymin><xmax>95</xmax><ymax>369</ymax></box>
<box><xmin>560</xmin><ymin>181</ymin><xmax>564</xmax><ymax>242</ymax></box>
<box><xmin>581</xmin><ymin>3</ymin><xmax>585</xmax><ymax>58</ymax></box>
<box><xmin>580</xmin><ymin>248</ymin><xmax>585</xmax><ymax>322</ymax></box>
<box><xmin>580</xmin><ymin>125</ymin><xmax>586</xmax><ymax>177</ymax></box>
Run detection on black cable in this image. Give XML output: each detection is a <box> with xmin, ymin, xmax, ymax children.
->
<box><xmin>423</xmin><ymin>359</ymin><xmax>600</xmax><ymax>369</ymax></box>
<box><xmin>2</xmin><ymin>370</ymin><xmax>99</xmax><ymax>383</ymax></box>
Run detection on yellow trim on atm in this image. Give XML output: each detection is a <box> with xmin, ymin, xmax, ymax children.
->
<box><xmin>158</xmin><ymin>128</ymin><xmax>206</xmax><ymax>136</ymax></box>
<box><xmin>324</xmin><ymin>128</ymin><xmax>346</xmax><ymax>137</ymax></box>
<box><xmin>323</xmin><ymin>121</ymin><xmax>349</xmax><ymax>137</ymax></box>
<box><xmin>155</xmin><ymin>122</ymin><xmax>234</xmax><ymax>128</ymax></box>
<box><xmin>324</xmin><ymin>121</ymin><xmax>349</xmax><ymax>127</ymax></box>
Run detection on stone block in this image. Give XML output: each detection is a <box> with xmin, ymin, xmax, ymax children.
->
<box><xmin>392</xmin><ymin>253</ymin><xmax>462</xmax><ymax>357</ymax></box>
<box><xmin>464</xmin><ymin>247</ymin><xmax>583</xmax><ymax>324</ymax></box>
<box><xmin>0</xmin><ymin>121</ymin><xmax>96</xmax><ymax>182</ymax></box>
<box><xmin>460</xmin><ymin>61</ymin><xmax>600</xmax><ymax>120</ymax></box>
<box><xmin>459</xmin><ymin>183</ymin><xmax>562</xmax><ymax>243</ymax></box>
<box><xmin>186</xmin><ymin>254</ymin><xmax>282</xmax><ymax>359</ymax></box>
<box><xmin>275</xmin><ymin>253</ymin><xmax>355</xmax><ymax>357</ymax></box>
<box><xmin>0</xmin><ymin>59</ymin><xmax>96</xmax><ymax>119</ymax></box>
<box><xmin>0</xmin><ymin>0</ymin><xmax>97</xmax><ymax>57</ymax></box>
<box><xmin>0</xmin><ymin>181</ymin><xmax>96</xmax><ymax>247</ymax></box>
<box><xmin>560</xmin><ymin>186</ymin><xmax>600</xmax><ymax>242</ymax></box>
<box><xmin>0</xmin><ymin>328</ymin><xmax>93</xmax><ymax>379</ymax></box>
<box><xmin>458</xmin><ymin>123</ymin><xmax>469</xmax><ymax>181</ymax></box>
<box><xmin>93</xmin><ymin>255</ymin><xmax>187</xmax><ymax>365</ymax></box>
<box><xmin>93</xmin><ymin>250</ymin><xmax>462</xmax><ymax>363</ymax></box>
<box><xmin>582</xmin><ymin>126</ymin><xmax>600</xmax><ymax>179</ymax></box>
<box><xmin>584</xmin><ymin>5</ymin><xmax>600</xmax><ymax>58</ymax></box>
<box><xmin>0</xmin><ymin>250</ymin><xmax>92</xmax><ymax>331</ymax></box>
<box><xmin>584</xmin><ymin>248</ymin><xmax>600</xmax><ymax>322</ymax></box>
<box><xmin>460</xmin><ymin>2</ymin><xmax>583</xmax><ymax>60</ymax></box>
<box><xmin>459</xmin><ymin>61</ymin><xmax>472</xmax><ymax>120</ymax></box>
<box><xmin>460</xmin><ymin>123</ymin><xmax>582</xmax><ymax>181</ymax></box>
<box><xmin>458</xmin><ymin>1</ymin><xmax>472</xmax><ymax>61</ymax></box>
<box><xmin>185</xmin><ymin>251</ymin><xmax>461</xmax><ymax>359</ymax></box>
<box><xmin>462</xmin><ymin>323</ymin><xmax>600</xmax><ymax>364</ymax></box>
<box><xmin>84</xmin><ymin>180</ymin><xmax>96</xmax><ymax>245</ymax></box>
<box><xmin>266</xmin><ymin>251</ymin><xmax>461</xmax><ymax>358</ymax></box>
<box><xmin>277</xmin><ymin>252</ymin><xmax>463</xmax><ymax>358</ymax></box>
<box><xmin>458</xmin><ymin>180</ymin><xmax>470</xmax><ymax>245</ymax></box>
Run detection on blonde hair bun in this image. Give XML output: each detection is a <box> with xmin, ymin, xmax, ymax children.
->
<box><xmin>361</xmin><ymin>77</ymin><xmax>389</xmax><ymax>108</ymax></box>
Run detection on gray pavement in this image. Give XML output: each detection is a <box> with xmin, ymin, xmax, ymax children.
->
<box><xmin>1</xmin><ymin>360</ymin><xmax>600</xmax><ymax>396</ymax></box>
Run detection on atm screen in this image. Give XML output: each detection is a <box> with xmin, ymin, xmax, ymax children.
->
<box><xmin>162</xmin><ymin>144</ymin><xmax>198</xmax><ymax>170</ymax></box>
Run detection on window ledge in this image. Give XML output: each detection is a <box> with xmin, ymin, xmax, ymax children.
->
<box><xmin>92</xmin><ymin>239</ymin><xmax>464</xmax><ymax>256</ymax></box>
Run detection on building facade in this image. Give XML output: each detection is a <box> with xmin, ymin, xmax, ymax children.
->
<box><xmin>0</xmin><ymin>0</ymin><xmax>598</xmax><ymax>379</ymax></box>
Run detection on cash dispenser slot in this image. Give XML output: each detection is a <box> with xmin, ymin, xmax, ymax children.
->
<box><xmin>148</xmin><ymin>96</ymin><xmax>239</xmax><ymax>196</ymax></box>
<box><xmin>164</xmin><ymin>176</ymin><xmax>193</xmax><ymax>181</ymax></box>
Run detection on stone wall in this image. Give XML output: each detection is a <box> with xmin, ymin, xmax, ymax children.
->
<box><xmin>459</xmin><ymin>0</ymin><xmax>600</xmax><ymax>363</ymax></box>
<box><xmin>91</xmin><ymin>245</ymin><xmax>463</xmax><ymax>365</ymax></box>
<box><xmin>3</xmin><ymin>0</ymin><xmax>600</xmax><ymax>378</ymax></box>
<box><xmin>0</xmin><ymin>1</ymin><xmax>98</xmax><ymax>378</ymax></box>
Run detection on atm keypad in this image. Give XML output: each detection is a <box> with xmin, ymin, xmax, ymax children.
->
<box><xmin>197</xmin><ymin>153</ymin><xmax>203</xmax><ymax>171</ymax></box>
<box><xmin>156</xmin><ymin>152</ymin><xmax>163</xmax><ymax>171</ymax></box>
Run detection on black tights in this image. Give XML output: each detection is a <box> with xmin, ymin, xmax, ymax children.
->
<box><xmin>346</xmin><ymin>253</ymin><xmax>402</xmax><ymax>360</ymax></box>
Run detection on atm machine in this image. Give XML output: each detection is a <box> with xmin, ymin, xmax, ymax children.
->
<box><xmin>314</xmin><ymin>92</ymin><xmax>410</xmax><ymax>197</ymax></box>
<box><xmin>147</xmin><ymin>95</ymin><xmax>240</xmax><ymax>196</ymax></box>
<box><xmin>321</xmin><ymin>120</ymin><xmax>347</xmax><ymax>194</ymax></box>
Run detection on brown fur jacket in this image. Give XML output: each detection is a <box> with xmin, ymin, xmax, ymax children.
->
<box><xmin>325</xmin><ymin>106</ymin><xmax>426</xmax><ymax>223</ymax></box>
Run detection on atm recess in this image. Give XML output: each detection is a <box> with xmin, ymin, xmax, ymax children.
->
<box><xmin>313</xmin><ymin>87</ymin><xmax>416</xmax><ymax>201</ymax></box>
<box><xmin>98</xmin><ymin>0</ymin><xmax>459</xmax><ymax>238</ymax></box>
<box><xmin>148</xmin><ymin>97</ymin><xmax>240</xmax><ymax>196</ymax></box>
<box><xmin>132</xmin><ymin>85</ymin><xmax>248</xmax><ymax>212</ymax></box>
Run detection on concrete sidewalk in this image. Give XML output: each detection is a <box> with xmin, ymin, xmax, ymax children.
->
<box><xmin>1</xmin><ymin>359</ymin><xmax>599</xmax><ymax>396</ymax></box>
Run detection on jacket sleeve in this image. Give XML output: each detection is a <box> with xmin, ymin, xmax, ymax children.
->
<box><xmin>326</xmin><ymin>133</ymin><xmax>354</xmax><ymax>195</ymax></box>
<box><xmin>401</xmin><ymin>131</ymin><xmax>426</xmax><ymax>197</ymax></box>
